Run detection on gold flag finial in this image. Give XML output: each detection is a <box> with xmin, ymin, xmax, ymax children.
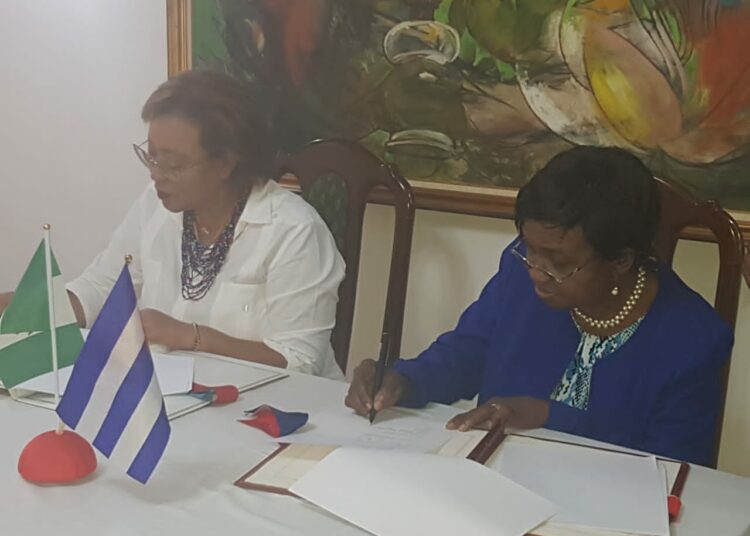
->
<box><xmin>43</xmin><ymin>223</ymin><xmax>51</xmax><ymax>230</ymax></box>
<box><xmin>124</xmin><ymin>255</ymin><xmax>133</xmax><ymax>265</ymax></box>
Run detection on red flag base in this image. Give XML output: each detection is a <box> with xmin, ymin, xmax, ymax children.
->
<box><xmin>18</xmin><ymin>430</ymin><xmax>97</xmax><ymax>484</ymax></box>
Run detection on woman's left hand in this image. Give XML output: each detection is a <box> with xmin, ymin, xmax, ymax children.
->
<box><xmin>446</xmin><ymin>396</ymin><xmax>550</xmax><ymax>432</ymax></box>
<box><xmin>140</xmin><ymin>308</ymin><xmax>194</xmax><ymax>351</ymax></box>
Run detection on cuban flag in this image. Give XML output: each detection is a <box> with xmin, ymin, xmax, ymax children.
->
<box><xmin>57</xmin><ymin>264</ymin><xmax>170</xmax><ymax>484</ymax></box>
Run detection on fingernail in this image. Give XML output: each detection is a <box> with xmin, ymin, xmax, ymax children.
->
<box><xmin>459</xmin><ymin>423</ymin><xmax>469</xmax><ymax>431</ymax></box>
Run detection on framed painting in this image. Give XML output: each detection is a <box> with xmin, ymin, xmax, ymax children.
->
<box><xmin>167</xmin><ymin>0</ymin><xmax>750</xmax><ymax>234</ymax></box>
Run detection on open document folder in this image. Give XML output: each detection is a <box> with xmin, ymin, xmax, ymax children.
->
<box><xmin>13</xmin><ymin>352</ymin><xmax>194</xmax><ymax>396</ymax></box>
<box><xmin>237</xmin><ymin>431</ymin><xmax>680</xmax><ymax>536</ymax></box>
<box><xmin>291</xmin><ymin>447</ymin><xmax>558</xmax><ymax>536</ymax></box>
<box><xmin>3</xmin><ymin>351</ymin><xmax>287</xmax><ymax>420</ymax></box>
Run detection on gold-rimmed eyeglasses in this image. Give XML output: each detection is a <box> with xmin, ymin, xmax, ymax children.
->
<box><xmin>511</xmin><ymin>241</ymin><xmax>592</xmax><ymax>284</ymax></box>
<box><xmin>133</xmin><ymin>141</ymin><xmax>207</xmax><ymax>180</ymax></box>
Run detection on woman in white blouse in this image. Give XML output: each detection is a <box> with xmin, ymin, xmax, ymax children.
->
<box><xmin>0</xmin><ymin>70</ymin><xmax>345</xmax><ymax>379</ymax></box>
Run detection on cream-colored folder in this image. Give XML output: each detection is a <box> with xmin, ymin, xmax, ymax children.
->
<box><xmin>236</xmin><ymin>432</ymin><xmax>688</xmax><ymax>536</ymax></box>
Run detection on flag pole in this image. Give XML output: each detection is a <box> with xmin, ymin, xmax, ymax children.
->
<box><xmin>17</xmin><ymin>226</ymin><xmax>97</xmax><ymax>485</ymax></box>
<box><xmin>42</xmin><ymin>224</ymin><xmax>64</xmax><ymax>434</ymax></box>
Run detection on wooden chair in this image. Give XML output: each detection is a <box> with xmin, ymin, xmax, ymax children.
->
<box><xmin>274</xmin><ymin>139</ymin><xmax>416</xmax><ymax>374</ymax></box>
<box><xmin>652</xmin><ymin>176</ymin><xmax>744</xmax><ymax>467</ymax></box>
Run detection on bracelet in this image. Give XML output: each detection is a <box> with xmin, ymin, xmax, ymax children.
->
<box><xmin>191</xmin><ymin>322</ymin><xmax>201</xmax><ymax>351</ymax></box>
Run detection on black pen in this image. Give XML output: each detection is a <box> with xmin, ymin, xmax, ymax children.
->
<box><xmin>369</xmin><ymin>331</ymin><xmax>390</xmax><ymax>424</ymax></box>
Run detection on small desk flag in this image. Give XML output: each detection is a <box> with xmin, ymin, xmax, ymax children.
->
<box><xmin>56</xmin><ymin>264</ymin><xmax>170</xmax><ymax>484</ymax></box>
<box><xmin>0</xmin><ymin>240</ymin><xmax>83</xmax><ymax>388</ymax></box>
<box><xmin>240</xmin><ymin>405</ymin><xmax>309</xmax><ymax>437</ymax></box>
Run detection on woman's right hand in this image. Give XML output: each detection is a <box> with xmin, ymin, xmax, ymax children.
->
<box><xmin>345</xmin><ymin>359</ymin><xmax>409</xmax><ymax>417</ymax></box>
<box><xmin>0</xmin><ymin>292</ymin><xmax>14</xmax><ymax>316</ymax></box>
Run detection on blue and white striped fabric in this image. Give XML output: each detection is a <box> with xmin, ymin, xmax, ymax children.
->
<box><xmin>57</xmin><ymin>264</ymin><xmax>170</xmax><ymax>484</ymax></box>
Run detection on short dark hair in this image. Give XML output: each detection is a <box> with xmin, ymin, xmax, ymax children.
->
<box><xmin>515</xmin><ymin>146</ymin><xmax>660</xmax><ymax>264</ymax></box>
<box><xmin>141</xmin><ymin>69</ymin><xmax>277</xmax><ymax>186</ymax></box>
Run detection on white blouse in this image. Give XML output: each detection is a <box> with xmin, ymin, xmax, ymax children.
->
<box><xmin>67</xmin><ymin>180</ymin><xmax>345</xmax><ymax>379</ymax></box>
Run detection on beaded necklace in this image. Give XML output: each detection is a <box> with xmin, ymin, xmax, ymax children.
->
<box><xmin>180</xmin><ymin>196</ymin><xmax>246</xmax><ymax>301</ymax></box>
<box><xmin>571</xmin><ymin>265</ymin><xmax>647</xmax><ymax>330</ymax></box>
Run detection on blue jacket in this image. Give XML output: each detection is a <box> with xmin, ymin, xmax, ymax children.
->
<box><xmin>394</xmin><ymin>242</ymin><xmax>733</xmax><ymax>465</ymax></box>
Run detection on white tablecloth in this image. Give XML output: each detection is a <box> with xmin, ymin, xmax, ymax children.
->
<box><xmin>1</xmin><ymin>366</ymin><xmax>749</xmax><ymax>536</ymax></box>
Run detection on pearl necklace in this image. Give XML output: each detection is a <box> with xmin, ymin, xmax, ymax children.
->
<box><xmin>572</xmin><ymin>266</ymin><xmax>647</xmax><ymax>330</ymax></box>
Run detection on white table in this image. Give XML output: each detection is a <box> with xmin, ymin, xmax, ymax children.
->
<box><xmin>2</xmin><ymin>366</ymin><xmax>749</xmax><ymax>536</ymax></box>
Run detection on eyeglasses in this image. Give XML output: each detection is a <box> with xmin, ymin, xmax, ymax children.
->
<box><xmin>511</xmin><ymin>241</ymin><xmax>592</xmax><ymax>284</ymax></box>
<box><xmin>133</xmin><ymin>141</ymin><xmax>207</xmax><ymax>179</ymax></box>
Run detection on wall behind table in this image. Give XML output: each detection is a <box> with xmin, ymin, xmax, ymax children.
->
<box><xmin>349</xmin><ymin>205</ymin><xmax>750</xmax><ymax>477</ymax></box>
<box><xmin>0</xmin><ymin>1</ymin><xmax>165</xmax><ymax>288</ymax></box>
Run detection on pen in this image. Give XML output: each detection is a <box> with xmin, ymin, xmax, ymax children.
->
<box><xmin>369</xmin><ymin>331</ymin><xmax>390</xmax><ymax>424</ymax></box>
<box><xmin>467</xmin><ymin>420</ymin><xmax>507</xmax><ymax>464</ymax></box>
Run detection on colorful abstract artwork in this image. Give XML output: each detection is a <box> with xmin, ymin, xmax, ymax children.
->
<box><xmin>188</xmin><ymin>0</ymin><xmax>750</xmax><ymax>211</ymax></box>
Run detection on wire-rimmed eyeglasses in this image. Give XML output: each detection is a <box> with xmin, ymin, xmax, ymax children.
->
<box><xmin>510</xmin><ymin>242</ymin><xmax>592</xmax><ymax>284</ymax></box>
<box><xmin>132</xmin><ymin>141</ymin><xmax>206</xmax><ymax>180</ymax></box>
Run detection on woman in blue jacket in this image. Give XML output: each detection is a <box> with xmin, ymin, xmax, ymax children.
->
<box><xmin>346</xmin><ymin>146</ymin><xmax>733</xmax><ymax>466</ymax></box>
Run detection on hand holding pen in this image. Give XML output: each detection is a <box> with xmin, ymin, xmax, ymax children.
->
<box><xmin>344</xmin><ymin>334</ymin><xmax>410</xmax><ymax>420</ymax></box>
<box><xmin>368</xmin><ymin>332</ymin><xmax>390</xmax><ymax>424</ymax></box>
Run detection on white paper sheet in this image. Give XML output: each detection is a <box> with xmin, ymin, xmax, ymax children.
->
<box><xmin>493</xmin><ymin>437</ymin><xmax>669</xmax><ymax>536</ymax></box>
<box><xmin>290</xmin><ymin>447</ymin><xmax>558</xmax><ymax>536</ymax></box>
<box><xmin>276</xmin><ymin>407</ymin><xmax>456</xmax><ymax>452</ymax></box>
<box><xmin>15</xmin><ymin>353</ymin><xmax>194</xmax><ymax>396</ymax></box>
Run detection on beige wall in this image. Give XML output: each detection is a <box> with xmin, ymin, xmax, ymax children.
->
<box><xmin>0</xmin><ymin>0</ymin><xmax>163</xmax><ymax>290</ymax></box>
<box><xmin>349</xmin><ymin>205</ymin><xmax>750</xmax><ymax>476</ymax></box>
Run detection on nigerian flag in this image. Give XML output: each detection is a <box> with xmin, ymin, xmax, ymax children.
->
<box><xmin>0</xmin><ymin>240</ymin><xmax>83</xmax><ymax>388</ymax></box>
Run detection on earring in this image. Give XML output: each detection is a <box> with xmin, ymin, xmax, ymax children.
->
<box><xmin>611</xmin><ymin>285</ymin><xmax>620</xmax><ymax>296</ymax></box>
